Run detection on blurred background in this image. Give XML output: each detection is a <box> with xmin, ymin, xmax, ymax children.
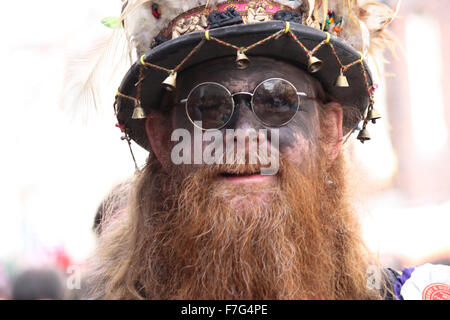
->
<box><xmin>0</xmin><ymin>0</ymin><xmax>448</xmax><ymax>299</ymax></box>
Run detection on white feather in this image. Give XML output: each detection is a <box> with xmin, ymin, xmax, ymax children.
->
<box><xmin>61</xmin><ymin>29</ymin><xmax>133</xmax><ymax>125</ymax></box>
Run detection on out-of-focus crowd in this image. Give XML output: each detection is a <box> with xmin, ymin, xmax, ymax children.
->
<box><xmin>0</xmin><ymin>253</ymin><xmax>87</xmax><ymax>300</ymax></box>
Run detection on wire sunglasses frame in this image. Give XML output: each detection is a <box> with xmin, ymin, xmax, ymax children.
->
<box><xmin>180</xmin><ymin>78</ymin><xmax>313</xmax><ymax>130</ymax></box>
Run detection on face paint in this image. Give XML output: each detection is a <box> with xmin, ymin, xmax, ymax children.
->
<box><xmin>165</xmin><ymin>56</ymin><xmax>326</xmax><ymax>175</ymax></box>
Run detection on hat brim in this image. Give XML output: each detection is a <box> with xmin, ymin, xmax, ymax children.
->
<box><xmin>117</xmin><ymin>21</ymin><xmax>372</xmax><ymax>151</ymax></box>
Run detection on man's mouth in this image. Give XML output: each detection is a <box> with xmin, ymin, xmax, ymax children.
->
<box><xmin>220</xmin><ymin>170</ymin><xmax>261</xmax><ymax>177</ymax></box>
<box><xmin>219</xmin><ymin>169</ymin><xmax>274</xmax><ymax>183</ymax></box>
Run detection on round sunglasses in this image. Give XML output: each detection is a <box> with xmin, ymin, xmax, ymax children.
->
<box><xmin>180</xmin><ymin>78</ymin><xmax>315</xmax><ymax>130</ymax></box>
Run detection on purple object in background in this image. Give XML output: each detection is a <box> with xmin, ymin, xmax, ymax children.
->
<box><xmin>394</xmin><ymin>267</ymin><xmax>416</xmax><ymax>300</ymax></box>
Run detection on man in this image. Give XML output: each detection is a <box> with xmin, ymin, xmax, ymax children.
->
<box><xmin>86</xmin><ymin>0</ymin><xmax>449</xmax><ymax>300</ymax></box>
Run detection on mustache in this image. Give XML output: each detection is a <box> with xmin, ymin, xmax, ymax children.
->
<box><xmin>185</xmin><ymin>144</ymin><xmax>281</xmax><ymax>177</ymax></box>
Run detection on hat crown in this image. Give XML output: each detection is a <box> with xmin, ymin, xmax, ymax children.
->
<box><xmin>122</xmin><ymin>0</ymin><xmax>399</xmax><ymax>60</ymax></box>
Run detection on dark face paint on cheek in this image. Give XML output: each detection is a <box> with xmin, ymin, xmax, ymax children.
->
<box><xmin>256</xmin><ymin>90</ymin><xmax>321</xmax><ymax>157</ymax></box>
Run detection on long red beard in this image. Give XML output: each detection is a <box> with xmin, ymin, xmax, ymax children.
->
<box><xmin>87</xmin><ymin>153</ymin><xmax>380</xmax><ymax>300</ymax></box>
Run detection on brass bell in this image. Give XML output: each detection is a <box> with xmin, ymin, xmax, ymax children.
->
<box><xmin>132</xmin><ymin>102</ymin><xmax>147</xmax><ymax>120</ymax></box>
<box><xmin>307</xmin><ymin>55</ymin><xmax>323</xmax><ymax>74</ymax></box>
<box><xmin>357</xmin><ymin>128</ymin><xmax>371</xmax><ymax>144</ymax></box>
<box><xmin>236</xmin><ymin>50</ymin><xmax>250</xmax><ymax>70</ymax></box>
<box><xmin>162</xmin><ymin>71</ymin><xmax>177</xmax><ymax>91</ymax></box>
<box><xmin>367</xmin><ymin>109</ymin><xmax>382</xmax><ymax>124</ymax></box>
<box><xmin>335</xmin><ymin>69</ymin><xmax>349</xmax><ymax>87</ymax></box>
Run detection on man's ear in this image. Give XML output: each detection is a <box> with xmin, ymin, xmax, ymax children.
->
<box><xmin>321</xmin><ymin>101</ymin><xmax>343</xmax><ymax>162</ymax></box>
<box><xmin>145</xmin><ymin>111</ymin><xmax>172</xmax><ymax>170</ymax></box>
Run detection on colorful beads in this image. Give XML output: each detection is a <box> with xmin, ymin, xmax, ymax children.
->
<box><xmin>152</xmin><ymin>3</ymin><xmax>162</xmax><ymax>19</ymax></box>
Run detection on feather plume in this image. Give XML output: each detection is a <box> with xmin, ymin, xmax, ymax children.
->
<box><xmin>61</xmin><ymin>27</ymin><xmax>131</xmax><ymax>121</ymax></box>
<box><xmin>358</xmin><ymin>0</ymin><xmax>401</xmax><ymax>63</ymax></box>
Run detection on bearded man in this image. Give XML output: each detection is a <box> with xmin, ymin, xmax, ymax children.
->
<box><xmin>85</xmin><ymin>0</ymin><xmax>447</xmax><ymax>300</ymax></box>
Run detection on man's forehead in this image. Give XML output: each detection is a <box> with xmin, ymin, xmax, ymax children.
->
<box><xmin>177</xmin><ymin>56</ymin><xmax>323</xmax><ymax>96</ymax></box>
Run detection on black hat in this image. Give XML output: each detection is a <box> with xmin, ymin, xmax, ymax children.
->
<box><xmin>113</xmin><ymin>0</ymin><xmax>399</xmax><ymax>151</ymax></box>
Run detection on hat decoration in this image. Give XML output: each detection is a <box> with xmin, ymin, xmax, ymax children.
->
<box><xmin>108</xmin><ymin>0</ymin><xmax>400</xmax><ymax>150</ymax></box>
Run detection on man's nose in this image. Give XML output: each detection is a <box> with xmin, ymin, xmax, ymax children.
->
<box><xmin>231</xmin><ymin>95</ymin><xmax>264</xmax><ymax>132</ymax></box>
<box><xmin>225</xmin><ymin>96</ymin><xmax>270</xmax><ymax>154</ymax></box>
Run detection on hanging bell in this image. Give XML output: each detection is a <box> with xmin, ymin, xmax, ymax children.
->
<box><xmin>335</xmin><ymin>69</ymin><xmax>349</xmax><ymax>87</ymax></box>
<box><xmin>132</xmin><ymin>102</ymin><xmax>147</xmax><ymax>120</ymax></box>
<box><xmin>236</xmin><ymin>50</ymin><xmax>250</xmax><ymax>70</ymax></box>
<box><xmin>357</xmin><ymin>127</ymin><xmax>371</xmax><ymax>144</ymax></box>
<box><xmin>162</xmin><ymin>71</ymin><xmax>177</xmax><ymax>91</ymax></box>
<box><xmin>367</xmin><ymin>109</ymin><xmax>382</xmax><ymax>124</ymax></box>
<box><xmin>307</xmin><ymin>55</ymin><xmax>323</xmax><ymax>74</ymax></box>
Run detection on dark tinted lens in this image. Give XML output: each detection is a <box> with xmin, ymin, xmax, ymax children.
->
<box><xmin>252</xmin><ymin>79</ymin><xmax>299</xmax><ymax>127</ymax></box>
<box><xmin>186</xmin><ymin>83</ymin><xmax>234</xmax><ymax>130</ymax></box>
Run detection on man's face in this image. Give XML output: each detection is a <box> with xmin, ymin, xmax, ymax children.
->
<box><xmin>146</xmin><ymin>56</ymin><xmax>343</xmax><ymax>207</ymax></box>
<box><xmin>93</xmin><ymin>58</ymin><xmax>375</xmax><ymax>300</ymax></box>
